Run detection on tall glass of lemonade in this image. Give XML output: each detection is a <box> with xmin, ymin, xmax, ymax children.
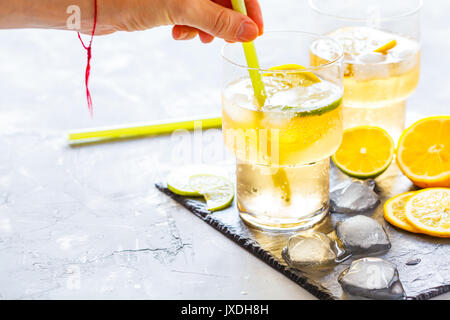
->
<box><xmin>222</xmin><ymin>32</ymin><xmax>344</xmax><ymax>231</ymax></box>
<box><xmin>309</xmin><ymin>0</ymin><xmax>422</xmax><ymax>141</ymax></box>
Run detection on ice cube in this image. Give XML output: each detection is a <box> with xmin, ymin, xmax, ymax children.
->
<box><xmin>338</xmin><ymin>257</ymin><xmax>406</xmax><ymax>300</ymax></box>
<box><xmin>352</xmin><ymin>61</ymin><xmax>391</xmax><ymax>81</ymax></box>
<box><xmin>358</xmin><ymin>52</ymin><xmax>387</xmax><ymax>64</ymax></box>
<box><xmin>310</xmin><ymin>38</ymin><xmax>341</xmax><ymax>62</ymax></box>
<box><xmin>336</xmin><ymin>215</ymin><xmax>391</xmax><ymax>255</ymax></box>
<box><xmin>405</xmin><ymin>258</ymin><xmax>421</xmax><ymax>266</ymax></box>
<box><xmin>364</xmin><ymin>179</ymin><xmax>376</xmax><ymax>191</ymax></box>
<box><xmin>330</xmin><ymin>180</ymin><xmax>380</xmax><ymax>214</ymax></box>
<box><xmin>282</xmin><ymin>232</ymin><xmax>336</xmax><ymax>269</ymax></box>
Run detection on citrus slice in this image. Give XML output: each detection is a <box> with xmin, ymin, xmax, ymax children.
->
<box><xmin>404</xmin><ymin>188</ymin><xmax>450</xmax><ymax>238</ymax></box>
<box><xmin>265</xmin><ymin>64</ymin><xmax>321</xmax><ymax>86</ymax></box>
<box><xmin>332</xmin><ymin>126</ymin><xmax>395</xmax><ymax>179</ymax></box>
<box><xmin>167</xmin><ymin>165</ymin><xmax>223</xmax><ymax>196</ymax></box>
<box><xmin>397</xmin><ymin>116</ymin><xmax>450</xmax><ymax>188</ymax></box>
<box><xmin>374</xmin><ymin>40</ymin><xmax>397</xmax><ymax>54</ymax></box>
<box><xmin>271</xmin><ymin>168</ymin><xmax>291</xmax><ymax>204</ymax></box>
<box><xmin>384</xmin><ymin>191</ymin><xmax>421</xmax><ymax>233</ymax></box>
<box><xmin>263</xmin><ymin>96</ymin><xmax>342</xmax><ymax>117</ymax></box>
<box><xmin>189</xmin><ymin>174</ymin><xmax>234</xmax><ymax>212</ymax></box>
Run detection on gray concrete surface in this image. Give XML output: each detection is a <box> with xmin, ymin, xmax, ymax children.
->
<box><xmin>0</xmin><ymin>0</ymin><xmax>448</xmax><ymax>299</ymax></box>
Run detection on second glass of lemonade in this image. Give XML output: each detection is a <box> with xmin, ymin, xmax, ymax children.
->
<box><xmin>309</xmin><ymin>0</ymin><xmax>422</xmax><ymax>141</ymax></box>
<box><xmin>222</xmin><ymin>32</ymin><xmax>344</xmax><ymax>231</ymax></box>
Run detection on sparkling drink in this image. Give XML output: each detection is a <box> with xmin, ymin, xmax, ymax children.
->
<box><xmin>310</xmin><ymin>27</ymin><xmax>420</xmax><ymax>140</ymax></box>
<box><xmin>309</xmin><ymin>0</ymin><xmax>422</xmax><ymax>141</ymax></box>
<box><xmin>221</xmin><ymin>32</ymin><xmax>343</xmax><ymax>230</ymax></box>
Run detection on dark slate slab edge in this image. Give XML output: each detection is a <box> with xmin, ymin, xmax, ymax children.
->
<box><xmin>156</xmin><ymin>183</ymin><xmax>336</xmax><ymax>300</ymax></box>
<box><xmin>155</xmin><ymin>183</ymin><xmax>449</xmax><ymax>300</ymax></box>
<box><xmin>410</xmin><ymin>285</ymin><xmax>450</xmax><ymax>301</ymax></box>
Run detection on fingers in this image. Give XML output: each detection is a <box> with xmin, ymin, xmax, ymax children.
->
<box><xmin>173</xmin><ymin>0</ymin><xmax>259</xmax><ymax>42</ymax></box>
<box><xmin>172</xmin><ymin>25</ymin><xmax>198</xmax><ymax>40</ymax></box>
<box><xmin>244</xmin><ymin>0</ymin><xmax>264</xmax><ymax>35</ymax></box>
<box><xmin>212</xmin><ymin>0</ymin><xmax>263</xmax><ymax>35</ymax></box>
<box><xmin>198</xmin><ymin>31</ymin><xmax>215</xmax><ymax>43</ymax></box>
<box><xmin>172</xmin><ymin>26</ymin><xmax>213</xmax><ymax>43</ymax></box>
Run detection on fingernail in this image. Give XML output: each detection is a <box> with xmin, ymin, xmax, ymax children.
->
<box><xmin>173</xmin><ymin>29</ymin><xmax>188</xmax><ymax>40</ymax></box>
<box><xmin>178</xmin><ymin>31</ymin><xmax>189</xmax><ymax>40</ymax></box>
<box><xmin>237</xmin><ymin>21</ymin><xmax>258</xmax><ymax>41</ymax></box>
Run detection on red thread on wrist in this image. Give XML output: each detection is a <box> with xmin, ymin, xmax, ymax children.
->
<box><xmin>78</xmin><ymin>0</ymin><xmax>98</xmax><ymax>116</ymax></box>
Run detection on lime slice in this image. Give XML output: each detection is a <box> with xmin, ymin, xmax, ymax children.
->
<box><xmin>332</xmin><ymin>126</ymin><xmax>395</xmax><ymax>179</ymax></box>
<box><xmin>167</xmin><ymin>168</ymin><xmax>201</xmax><ymax>196</ymax></box>
<box><xmin>167</xmin><ymin>165</ymin><xmax>222</xmax><ymax>196</ymax></box>
<box><xmin>261</xmin><ymin>64</ymin><xmax>342</xmax><ymax>117</ymax></box>
<box><xmin>264</xmin><ymin>96</ymin><xmax>342</xmax><ymax>117</ymax></box>
<box><xmin>189</xmin><ymin>174</ymin><xmax>235</xmax><ymax>212</ymax></box>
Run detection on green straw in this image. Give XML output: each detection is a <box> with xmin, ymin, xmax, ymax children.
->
<box><xmin>231</xmin><ymin>0</ymin><xmax>267</xmax><ymax>107</ymax></box>
<box><xmin>68</xmin><ymin>115</ymin><xmax>222</xmax><ymax>144</ymax></box>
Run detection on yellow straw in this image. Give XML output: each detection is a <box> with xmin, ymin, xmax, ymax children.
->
<box><xmin>68</xmin><ymin>115</ymin><xmax>222</xmax><ymax>144</ymax></box>
<box><xmin>231</xmin><ymin>0</ymin><xmax>267</xmax><ymax>107</ymax></box>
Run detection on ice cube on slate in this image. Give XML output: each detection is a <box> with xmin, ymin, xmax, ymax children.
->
<box><xmin>338</xmin><ymin>257</ymin><xmax>406</xmax><ymax>300</ymax></box>
<box><xmin>282</xmin><ymin>232</ymin><xmax>336</xmax><ymax>269</ymax></box>
<box><xmin>336</xmin><ymin>215</ymin><xmax>391</xmax><ymax>255</ymax></box>
<box><xmin>406</xmin><ymin>258</ymin><xmax>421</xmax><ymax>266</ymax></box>
<box><xmin>330</xmin><ymin>179</ymin><xmax>379</xmax><ymax>213</ymax></box>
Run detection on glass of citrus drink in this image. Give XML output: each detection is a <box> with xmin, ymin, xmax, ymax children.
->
<box><xmin>309</xmin><ymin>0</ymin><xmax>422</xmax><ymax>141</ymax></box>
<box><xmin>221</xmin><ymin>31</ymin><xmax>344</xmax><ymax>231</ymax></box>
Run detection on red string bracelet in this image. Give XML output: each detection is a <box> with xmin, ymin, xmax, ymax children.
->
<box><xmin>77</xmin><ymin>0</ymin><xmax>98</xmax><ymax>116</ymax></box>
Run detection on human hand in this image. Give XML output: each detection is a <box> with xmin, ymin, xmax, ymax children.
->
<box><xmin>104</xmin><ymin>0</ymin><xmax>263</xmax><ymax>43</ymax></box>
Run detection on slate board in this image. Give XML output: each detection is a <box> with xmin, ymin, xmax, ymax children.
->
<box><xmin>156</xmin><ymin>164</ymin><xmax>450</xmax><ymax>300</ymax></box>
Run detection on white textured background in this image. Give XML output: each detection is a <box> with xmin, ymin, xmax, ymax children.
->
<box><xmin>0</xmin><ymin>0</ymin><xmax>448</xmax><ymax>299</ymax></box>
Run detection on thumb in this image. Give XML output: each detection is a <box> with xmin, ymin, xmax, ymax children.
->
<box><xmin>172</xmin><ymin>0</ymin><xmax>259</xmax><ymax>42</ymax></box>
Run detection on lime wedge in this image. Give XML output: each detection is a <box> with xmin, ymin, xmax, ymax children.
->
<box><xmin>189</xmin><ymin>174</ymin><xmax>235</xmax><ymax>212</ymax></box>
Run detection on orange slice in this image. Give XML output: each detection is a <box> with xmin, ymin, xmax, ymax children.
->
<box><xmin>404</xmin><ymin>188</ymin><xmax>450</xmax><ymax>238</ymax></box>
<box><xmin>384</xmin><ymin>191</ymin><xmax>421</xmax><ymax>233</ymax></box>
<box><xmin>397</xmin><ymin>116</ymin><xmax>450</xmax><ymax>188</ymax></box>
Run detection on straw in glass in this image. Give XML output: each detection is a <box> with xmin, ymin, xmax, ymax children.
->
<box><xmin>231</xmin><ymin>0</ymin><xmax>267</xmax><ymax>107</ymax></box>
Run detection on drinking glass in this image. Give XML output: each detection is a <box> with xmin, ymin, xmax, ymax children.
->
<box><xmin>221</xmin><ymin>31</ymin><xmax>344</xmax><ymax>230</ymax></box>
<box><xmin>309</xmin><ymin>0</ymin><xmax>422</xmax><ymax>141</ymax></box>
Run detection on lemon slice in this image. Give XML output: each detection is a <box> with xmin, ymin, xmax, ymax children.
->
<box><xmin>384</xmin><ymin>191</ymin><xmax>421</xmax><ymax>233</ymax></box>
<box><xmin>167</xmin><ymin>165</ymin><xmax>223</xmax><ymax>196</ymax></box>
<box><xmin>374</xmin><ymin>40</ymin><xmax>397</xmax><ymax>54</ymax></box>
<box><xmin>397</xmin><ymin>116</ymin><xmax>450</xmax><ymax>188</ymax></box>
<box><xmin>265</xmin><ymin>64</ymin><xmax>321</xmax><ymax>86</ymax></box>
<box><xmin>332</xmin><ymin>126</ymin><xmax>395</xmax><ymax>179</ymax></box>
<box><xmin>271</xmin><ymin>168</ymin><xmax>291</xmax><ymax>204</ymax></box>
<box><xmin>404</xmin><ymin>188</ymin><xmax>450</xmax><ymax>238</ymax></box>
<box><xmin>189</xmin><ymin>174</ymin><xmax>235</xmax><ymax>212</ymax></box>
